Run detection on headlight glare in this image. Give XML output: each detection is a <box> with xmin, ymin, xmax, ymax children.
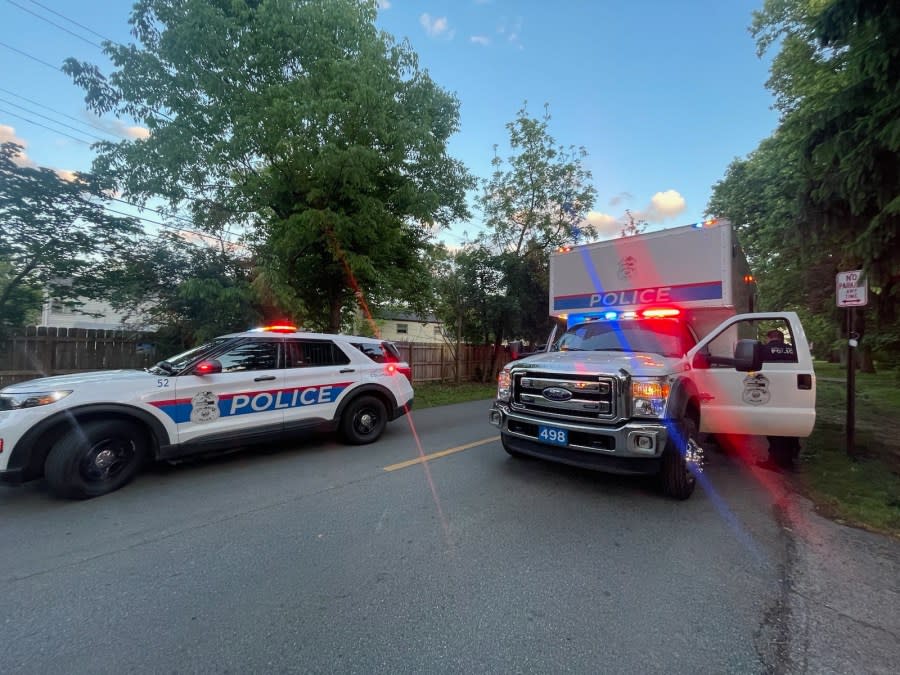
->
<box><xmin>631</xmin><ymin>379</ymin><xmax>669</xmax><ymax>418</ymax></box>
<box><xmin>0</xmin><ymin>390</ymin><xmax>73</xmax><ymax>411</ymax></box>
<box><xmin>497</xmin><ymin>369</ymin><xmax>512</xmax><ymax>401</ymax></box>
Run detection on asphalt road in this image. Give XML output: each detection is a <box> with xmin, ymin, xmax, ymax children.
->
<box><xmin>1</xmin><ymin>400</ymin><xmax>800</xmax><ymax>674</ymax></box>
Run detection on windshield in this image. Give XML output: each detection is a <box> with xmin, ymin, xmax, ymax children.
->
<box><xmin>556</xmin><ymin>319</ymin><xmax>694</xmax><ymax>358</ymax></box>
<box><xmin>148</xmin><ymin>338</ymin><xmax>232</xmax><ymax>375</ymax></box>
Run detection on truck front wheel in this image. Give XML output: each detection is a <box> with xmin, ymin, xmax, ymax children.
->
<box><xmin>660</xmin><ymin>418</ymin><xmax>700</xmax><ymax>500</ymax></box>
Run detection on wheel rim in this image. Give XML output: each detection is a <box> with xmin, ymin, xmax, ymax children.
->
<box><xmin>79</xmin><ymin>436</ymin><xmax>135</xmax><ymax>483</ymax></box>
<box><xmin>683</xmin><ymin>431</ymin><xmax>704</xmax><ymax>484</ymax></box>
<box><xmin>353</xmin><ymin>407</ymin><xmax>380</xmax><ymax>436</ymax></box>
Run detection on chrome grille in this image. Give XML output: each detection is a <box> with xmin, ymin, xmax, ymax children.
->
<box><xmin>512</xmin><ymin>371</ymin><xmax>617</xmax><ymax>420</ymax></box>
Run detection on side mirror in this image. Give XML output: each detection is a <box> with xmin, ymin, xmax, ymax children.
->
<box><xmin>733</xmin><ymin>340</ymin><xmax>762</xmax><ymax>372</ymax></box>
<box><xmin>192</xmin><ymin>359</ymin><xmax>222</xmax><ymax>376</ymax></box>
<box><xmin>692</xmin><ymin>351</ymin><xmax>711</xmax><ymax>369</ymax></box>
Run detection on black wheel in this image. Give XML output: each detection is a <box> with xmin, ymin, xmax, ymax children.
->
<box><xmin>660</xmin><ymin>418</ymin><xmax>701</xmax><ymax>500</ymax></box>
<box><xmin>501</xmin><ymin>433</ymin><xmax>526</xmax><ymax>458</ymax></box>
<box><xmin>767</xmin><ymin>436</ymin><xmax>800</xmax><ymax>469</ymax></box>
<box><xmin>340</xmin><ymin>396</ymin><xmax>388</xmax><ymax>445</ymax></box>
<box><xmin>44</xmin><ymin>420</ymin><xmax>147</xmax><ymax>499</ymax></box>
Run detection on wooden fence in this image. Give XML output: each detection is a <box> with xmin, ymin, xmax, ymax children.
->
<box><xmin>0</xmin><ymin>328</ymin><xmax>501</xmax><ymax>387</ymax></box>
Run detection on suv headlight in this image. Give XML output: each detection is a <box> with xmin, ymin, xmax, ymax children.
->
<box><xmin>497</xmin><ymin>369</ymin><xmax>512</xmax><ymax>402</ymax></box>
<box><xmin>0</xmin><ymin>390</ymin><xmax>72</xmax><ymax>411</ymax></box>
<box><xmin>631</xmin><ymin>378</ymin><xmax>669</xmax><ymax>418</ymax></box>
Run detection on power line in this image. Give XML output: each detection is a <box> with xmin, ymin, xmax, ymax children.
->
<box><xmin>26</xmin><ymin>0</ymin><xmax>116</xmax><ymax>44</ymax></box>
<box><xmin>0</xmin><ymin>39</ymin><xmax>64</xmax><ymax>72</ymax></box>
<box><xmin>99</xmin><ymin>203</ymin><xmax>249</xmax><ymax>250</ymax></box>
<box><xmin>0</xmin><ymin>106</ymin><xmax>93</xmax><ymax>145</ymax></box>
<box><xmin>108</xmin><ymin>195</ymin><xmax>247</xmax><ymax>240</ymax></box>
<box><xmin>0</xmin><ymin>86</ymin><xmax>124</xmax><ymax>137</ymax></box>
<box><xmin>5</xmin><ymin>0</ymin><xmax>103</xmax><ymax>49</ymax></box>
<box><xmin>0</xmin><ymin>42</ymin><xmax>174</xmax><ymax>124</ymax></box>
<box><xmin>0</xmin><ymin>97</ymin><xmax>111</xmax><ymax>142</ymax></box>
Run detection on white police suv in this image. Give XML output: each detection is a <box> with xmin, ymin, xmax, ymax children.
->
<box><xmin>0</xmin><ymin>326</ymin><xmax>414</xmax><ymax>499</ymax></box>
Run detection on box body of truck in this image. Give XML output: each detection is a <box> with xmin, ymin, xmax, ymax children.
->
<box><xmin>489</xmin><ymin>220</ymin><xmax>816</xmax><ymax>499</ymax></box>
<box><xmin>550</xmin><ymin>220</ymin><xmax>754</xmax><ymax>340</ymax></box>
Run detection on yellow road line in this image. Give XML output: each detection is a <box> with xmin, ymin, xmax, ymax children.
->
<box><xmin>383</xmin><ymin>436</ymin><xmax>500</xmax><ymax>472</ymax></box>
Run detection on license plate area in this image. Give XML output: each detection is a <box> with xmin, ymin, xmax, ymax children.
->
<box><xmin>538</xmin><ymin>425</ymin><xmax>568</xmax><ymax>446</ymax></box>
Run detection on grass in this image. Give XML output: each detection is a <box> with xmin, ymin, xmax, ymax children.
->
<box><xmin>798</xmin><ymin>360</ymin><xmax>900</xmax><ymax>537</ymax></box>
<box><xmin>412</xmin><ymin>380</ymin><xmax>497</xmax><ymax>409</ymax></box>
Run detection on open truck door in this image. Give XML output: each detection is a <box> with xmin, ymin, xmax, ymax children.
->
<box><xmin>686</xmin><ymin>312</ymin><xmax>816</xmax><ymax>438</ymax></box>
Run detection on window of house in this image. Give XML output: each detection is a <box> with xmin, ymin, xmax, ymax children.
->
<box><xmin>396</xmin><ymin>323</ymin><xmax>408</xmax><ymax>335</ymax></box>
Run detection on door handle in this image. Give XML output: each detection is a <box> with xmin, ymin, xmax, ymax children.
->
<box><xmin>254</xmin><ymin>375</ymin><xmax>276</xmax><ymax>382</ymax></box>
<box><xmin>698</xmin><ymin>393</ymin><xmax>715</xmax><ymax>402</ymax></box>
<box><xmin>339</xmin><ymin>368</ymin><xmax>355</xmax><ymax>373</ymax></box>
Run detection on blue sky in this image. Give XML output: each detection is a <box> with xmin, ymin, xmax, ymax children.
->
<box><xmin>0</xmin><ymin>0</ymin><xmax>778</xmax><ymax>245</ymax></box>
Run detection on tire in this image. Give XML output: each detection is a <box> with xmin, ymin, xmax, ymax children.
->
<box><xmin>767</xmin><ymin>436</ymin><xmax>800</xmax><ymax>469</ymax></box>
<box><xmin>660</xmin><ymin>418</ymin><xmax>701</xmax><ymax>500</ymax></box>
<box><xmin>340</xmin><ymin>396</ymin><xmax>388</xmax><ymax>445</ymax></box>
<box><xmin>44</xmin><ymin>420</ymin><xmax>147</xmax><ymax>499</ymax></box>
<box><xmin>501</xmin><ymin>433</ymin><xmax>526</xmax><ymax>458</ymax></box>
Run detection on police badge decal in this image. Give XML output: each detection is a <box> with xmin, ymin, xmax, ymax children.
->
<box><xmin>742</xmin><ymin>373</ymin><xmax>771</xmax><ymax>405</ymax></box>
<box><xmin>190</xmin><ymin>391</ymin><xmax>221</xmax><ymax>423</ymax></box>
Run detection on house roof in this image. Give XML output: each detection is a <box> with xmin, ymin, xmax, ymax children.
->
<box><xmin>378</xmin><ymin>311</ymin><xmax>440</xmax><ymax>323</ymax></box>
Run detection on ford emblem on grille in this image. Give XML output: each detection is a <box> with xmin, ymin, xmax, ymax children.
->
<box><xmin>542</xmin><ymin>387</ymin><xmax>572</xmax><ymax>402</ymax></box>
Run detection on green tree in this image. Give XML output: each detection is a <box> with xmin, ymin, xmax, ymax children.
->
<box><xmin>103</xmin><ymin>232</ymin><xmax>263</xmax><ymax>351</ymax></box>
<box><xmin>752</xmin><ymin>0</ymin><xmax>900</xmax><ymax>323</ymax></box>
<box><xmin>64</xmin><ymin>0</ymin><xmax>471</xmax><ymax>332</ymax></box>
<box><xmin>476</xmin><ymin>103</ymin><xmax>597</xmax><ymax>372</ymax></box>
<box><xmin>0</xmin><ymin>142</ymin><xmax>140</xmax><ymax>335</ymax></box>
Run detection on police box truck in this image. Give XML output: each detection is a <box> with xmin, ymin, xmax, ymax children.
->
<box><xmin>488</xmin><ymin>219</ymin><xmax>816</xmax><ymax>499</ymax></box>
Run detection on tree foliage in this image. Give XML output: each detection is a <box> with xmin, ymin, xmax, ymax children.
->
<box><xmin>0</xmin><ymin>142</ymin><xmax>140</xmax><ymax>335</ymax></box>
<box><xmin>64</xmin><ymin>0</ymin><xmax>471</xmax><ymax>332</ymax></box>
<box><xmin>468</xmin><ymin>104</ymin><xmax>596</xmax><ymax>354</ymax></box>
<box><xmin>102</xmin><ymin>232</ymin><xmax>263</xmax><ymax>351</ymax></box>
<box><xmin>752</xmin><ymin>0</ymin><xmax>900</xmax><ymax>321</ymax></box>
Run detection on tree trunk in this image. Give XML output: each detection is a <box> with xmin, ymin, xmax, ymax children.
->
<box><xmin>328</xmin><ymin>302</ymin><xmax>342</xmax><ymax>334</ymax></box>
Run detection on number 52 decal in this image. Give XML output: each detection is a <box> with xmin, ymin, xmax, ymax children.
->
<box><xmin>157</xmin><ymin>378</ymin><xmax>170</xmax><ymax>388</ymax></box>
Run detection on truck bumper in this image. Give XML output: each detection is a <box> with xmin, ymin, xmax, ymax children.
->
<box><xmin>489</xmin><ymin>401</ymin><xmax>672</xmax><ymax>475</ymax></box>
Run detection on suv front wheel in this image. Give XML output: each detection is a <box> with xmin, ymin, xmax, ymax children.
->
<box><xmin>340</xmin><ymin>396</ymin><xmax>388</xmax><ymax>445</ymax></box>
<box><xmin>45</xmin><ymin>420</ymin><xmax>147</xmax><ymax>499</ymax></box>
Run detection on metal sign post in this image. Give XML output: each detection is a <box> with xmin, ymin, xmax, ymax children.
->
<box><xmin>836</xmin><ymin>271</ymin><xmax>867</xmax><ymax>457</ymax></box>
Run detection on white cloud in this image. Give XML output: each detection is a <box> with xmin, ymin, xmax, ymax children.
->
<box><xmin>87</xmin><ymin>116</ymin><xmax>150</xmax><ymax>140</ymax></box>
<box><xmin>0</xmin><ymin>124</ymin><xmax>35</xmax><ymax>167</ymax></box>
<box><xmin>420</xmin><ymin>13</ymin><xmax>453</xmax><ymax>39</ymax></box>
<box><xmin>584</xmin><ymin>211</ymin><xmax>619</xmax><ymax>236</ymax></box>
<box><xmin>470</xmin><ymin>35</ymin><xmax>490</xmax><ymax>46</ymax></box>
<box><xmin>54</xmin><ymin>169</ymin><xmax>79</xmax><ymax>182</ymax></box>
<box><xmin>644</xmin><ymin>189</ymin><xmax>687</xmax><ymax>222</ymax></box>
<box><xmin>376</xmin><ymin>0</ymin><xmax>391</xmax><ymax>10</ymax></box>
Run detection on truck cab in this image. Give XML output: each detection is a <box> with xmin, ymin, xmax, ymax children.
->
<box><xmin>488</xmin><ymin>220</ymin><xmax>816</xmax><ymax>499</ymax></box>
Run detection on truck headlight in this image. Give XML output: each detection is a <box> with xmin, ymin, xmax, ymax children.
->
<box><xmin>0</xmin><ymin>390</ymin><xmax>72</xmax><ymax>411</ymax></box>
<box><xmin>631</xmin><ymin>379</ymin><xmax>669</xmax><ymax>418</ymax></box>
<box><xmin>497</xmin><ymin>369</ymin><xmax>512</xmax><ymax>402</ymax></box>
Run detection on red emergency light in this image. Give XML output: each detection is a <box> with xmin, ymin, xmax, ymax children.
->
<box><xmin>260</xmin><ymin>324</ymin><xmax>298</xmax><ymax>333</ymax></box>
<box><xmin>641</xmin><ymin>308</ymin><xmax>681</xmax><ymax>318</ymax></box>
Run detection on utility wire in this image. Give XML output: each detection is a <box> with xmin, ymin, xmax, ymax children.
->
<box><xmin>0</xmin><ymin>106</ymin><xmax>93</xmax><ymax>145</ymax></box>
<box><xmin>0</xmin><ymin>42</ymin><xmax>174</xmax><ymax>123</ymax></box>
<box><xmin>0</xmin><ymin>86</ymin><xmax>124</xmax><ymax>137</ymax></box>
<box><xmin>5</xmin><ymin>0</ymin><xmax>103</xmax><ymax>48</ymax></box>
<box><xmin>0</xmin><ymin>39</ymin><xmax>64</xmax><ymax>72</ymax></box>
<box><xmin>0</xmin><ymin>97</ymin><xmax>111</xmax><ymax>142</ymax></box>
<box><xmin>26</xmin><ymin>0</ymin><xmax>116</xmax><ymax>44</ymax></box>
<box><xmin>99</xmin><ymin>204</ymin><xmax>248</xmax><ymax>249</ymax></box>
